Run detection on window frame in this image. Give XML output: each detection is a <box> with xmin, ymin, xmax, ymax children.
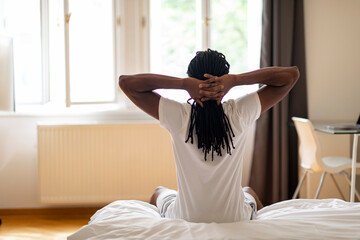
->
<box><xmin>63</xmin><ymin>0</ymin><xmax>119</xmax><ymax>107</ymax></box>
<box><xmin>13</xmin><ymin>0</ymin><xmax>261</xmax><ymax>114</ymax></box>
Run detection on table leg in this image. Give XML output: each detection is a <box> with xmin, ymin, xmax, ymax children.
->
<box><xmin>350</xmin><ymin>134</ymin><xmax>359</xmax><ymax>202</ymax></box>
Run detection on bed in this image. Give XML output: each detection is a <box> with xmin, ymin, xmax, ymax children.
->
<box><xmin>68</xmin><ymin>198</ymin><xmax>360</xmax><ymax>239</ymax></box>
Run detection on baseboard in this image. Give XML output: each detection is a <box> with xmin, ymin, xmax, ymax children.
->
<box><xmin>0</xmin><ymin>206</ymin><xmax>105</xmax><ymax>216</ymax></box>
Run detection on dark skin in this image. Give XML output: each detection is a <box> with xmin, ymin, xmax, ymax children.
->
<box><xmin>119</xmin><ymin>66</ymin><xmax>300</xmax><ymax>210</ymax></box>
<box><xmin>119</xmin><ymin>66</ymin><xmax>299</xmax><ymax>119</ymax></box>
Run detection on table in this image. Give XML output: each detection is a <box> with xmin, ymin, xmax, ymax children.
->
<box><xmin>315</xmin><ymin>124</ymin><xmax>360</xmax><ymax>202</ymax></box>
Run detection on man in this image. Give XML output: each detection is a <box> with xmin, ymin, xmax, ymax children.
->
<box><xmin>119</xmin><ymin>49</ymin><xmax>299</xmax><ymax>223</ymax></box>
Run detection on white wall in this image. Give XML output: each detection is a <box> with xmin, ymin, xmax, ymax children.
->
<box><xmin>305</xmin><ymin>0</ymin><xmax>360</xmax><ymax>122</ymax></box>
<box><xmin>0</xmin><ymin>112</ymin><xmax>154</xmax><ymax>209</ymax></box>
<box><xmin>303</xmin><ymin>0</ymin><xmax>360</xmax><ymax>199</ymax></box>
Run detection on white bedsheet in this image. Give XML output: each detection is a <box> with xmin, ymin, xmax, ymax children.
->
<box><xmin>68</xmin><ymin>199</ymin><xmax>360</xmax><ymax>240</ymax></box>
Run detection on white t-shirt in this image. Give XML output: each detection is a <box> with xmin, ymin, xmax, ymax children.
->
<box><xmin>159</xmin><ymin>91</ymin><xmax>261</xmax><ymax>223</ymax></box>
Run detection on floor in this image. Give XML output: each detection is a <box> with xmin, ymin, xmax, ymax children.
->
<box><xmin>0</xmin><ymin>215</ymin><xmax>90</xmax><ymax>240</ymax></box>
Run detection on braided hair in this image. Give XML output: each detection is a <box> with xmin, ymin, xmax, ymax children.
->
<box><xmin>185</xmin><ymin>49</ymin><xmax>235</xmax><ymax>161</ymax></box>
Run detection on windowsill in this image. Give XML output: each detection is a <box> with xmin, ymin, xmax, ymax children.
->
<box><xmin>0</xmin><ymin>103</ymin><xmax>155</xmax><ymax>122</ymax></box>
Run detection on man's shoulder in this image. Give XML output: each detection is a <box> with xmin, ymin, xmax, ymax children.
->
<box><xmin>222</xmin><ymin>92</ymin><xmax>261</xmax><ymax>125</ymax></box>
<box><xmin>160</xmin><ymin>96</ymin><xmax>190</xmax><ymax>111</ymax></box>
<box><xmin>159</xmin><ymin>96</ymin><xmax>191</xmax><ymax>133</ymax></box>
<box><xmin>224</xmin><ymin>92</ymin><xmax>260</xmax><ymax>109</ymax></box>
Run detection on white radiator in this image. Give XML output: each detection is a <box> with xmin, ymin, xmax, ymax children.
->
<box><xmin>38</xmin><ymin>123</ymin><xmax>177</xmax><ymax>204</ymax></box>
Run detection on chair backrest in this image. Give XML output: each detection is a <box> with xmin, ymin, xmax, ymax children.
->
<box><xmin>292</xmin><ymin>117</ymin><xmax>323</xmax><ymax>172</ymax></box>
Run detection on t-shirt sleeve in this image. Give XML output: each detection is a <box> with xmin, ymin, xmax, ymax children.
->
<box><xmin>159</xmin><ymin>97</ymin><xmax>190</xmax><ymax>134</ymax></box>
<box><xmin>225</xmin><ymin>91</ymin><xmax>261</xmax><ymax>133</ymax></box>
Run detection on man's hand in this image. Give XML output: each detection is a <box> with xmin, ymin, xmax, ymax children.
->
<box><xmin>199</xmin><ymin>74</ymin><xmax>235</xmax><ymax>105</ymax></box>
<box><xmin>183</xmin><ymin>77</ymin><xmax>207</xmax><ymax>107</ymax></box>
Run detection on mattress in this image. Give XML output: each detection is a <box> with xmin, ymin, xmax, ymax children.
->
<box><xmin>68</xmin><ymin>198</ymin><xmax>360</xmax><ymax>240</ymax></box>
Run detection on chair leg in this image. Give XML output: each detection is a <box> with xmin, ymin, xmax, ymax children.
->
<box><xmin>330</xmin><ymin>174</ymin><xmax>346</xmax><ymax>200</ymax></box>
<box><xmin>315</xmin><ymin>172</ymin><xmax>327</xmax><ymax>199</ymax></box>
<box><xmin>343</xmin><ymin>172</ymin><xmax>360</xmax><ymax>201</ymax></box>
<box><xmin>292</xmin><ymin>170</ymin><xmax>308</xmax><ymax>199</ymax></box>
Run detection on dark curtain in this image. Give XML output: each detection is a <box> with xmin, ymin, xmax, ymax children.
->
<box><xmin>249</xmin><ymin>0</ymin><xmax>308</xmax><ymax>206</ymax></box>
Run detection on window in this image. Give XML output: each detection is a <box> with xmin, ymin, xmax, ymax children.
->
<box><xmin>150</xmin><ymin>0</ymin><xmax>198</xmax><ymax>101</ymax></box>
<box><xmin>150</xmin><ymin>0</ymin><xmax>197</xmax><ymax>77</ymax></box>
<box><xmin>0</xmin><ymin>0</ymin><xmax>262</xmax><ymax>113</ymax></box>
<box><xmin>209</xmin><ymin>0</ymin><xmax>262</xmax><ymax>101</ymax></box>
<box><xmin>67</xmin><ymin>0</ymin><xmax>115</xmax><ymax>104</ymax></box>
<box><xmin>150</xmin><ymin>0</ymin><xmax>262</xmax><ymax>102</ymax></box>
<box><xmin>1</xmin><ymin>0</ymin><xmax>119</xmax><ymax>111</ymax></box>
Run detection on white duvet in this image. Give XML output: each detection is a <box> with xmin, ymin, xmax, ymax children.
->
<box><xmin>68</xmin><ymin>199</ymin><xmax>360</xmax><ymax>240</ymax></box>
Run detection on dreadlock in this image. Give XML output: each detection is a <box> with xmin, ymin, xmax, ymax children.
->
<box><xmin>185</xmin><ymin>49</ymin><xmax>235</xmax><ymax>161</ymax></box>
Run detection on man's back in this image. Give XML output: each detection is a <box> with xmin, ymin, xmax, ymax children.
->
<box><xmin>119</xmin><ymin>49</ymin><xmax>299</xmax><ymax>223</ymax></box>
<box><xmin>158</xmin><ymin>92</ymin><xmax>261</xmax><ymax>223</ymax></box>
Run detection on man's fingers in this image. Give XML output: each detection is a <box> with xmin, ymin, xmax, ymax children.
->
<box><xmin>199</xmin><ymin>90</ymin><xmax>216</xmax><ymax>98</ymax></box>
<box><xmin>195</xmin><ymin>99</ymin><xmax>204</xmax><ymax>108</ymax></box>
<box><xmin>199</xmin><ymin>87</ymin><xmax>224</xmax><ymax>96</ymax></box>
<box><xmin>199</xmin><ymin>85</ymin><xmax>222</xmax><ymax>91</ymax></box>
<box><xmin>213</xmin><ymin>85</ymin><xmax>224</xmax><ymax>91</ymax></box>
<box><xmin>199</xmin><ymin>91</ymin><xmax>224</xmax><ymax>99</ymax></box>
<box><xmin>199</xmin><ymin>83</ymin><xmax>224</xmax><ymax>90</ymax></box>
<box><xmin>203</xmin><ymin>75</ymin><xmax>221</xmax><ymax>83</ymax></box>
<box><xmin>200</xmin><ymin>90</ymin><xmax>224</xmax><ymax>103</ymax></box>
<box><xmin>204</xmin><ymin>73</ymin><xmax>215</xmax><ymax>79</ymax></box>
<box><xmin>204</xmin><ymin>78</ymin><xmax>218</xmax><ymax>84</ymax></box>
<box><xmin>199</xmin><ymin>83</ymin><xmax>212</xmax><ymax>89</ymax></box>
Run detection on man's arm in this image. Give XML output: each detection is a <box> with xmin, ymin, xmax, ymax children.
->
<box><xmin>200</xmin><ymin>67</ymin><xmax>300</xmax><ymax>114</ymax></box>
<box><xmin>119</xmin><ymin>74</ymin><xmax>217</xmax><ymax>119</ymax></box>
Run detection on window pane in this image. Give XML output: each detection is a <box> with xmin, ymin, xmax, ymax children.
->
<box><xmin>211</xmin><ymin>0</ymin><xmax>248</xmax><ymax>74</ymax></box>
<box><xmin>150</xmin><ymin>0</ymin><xmax>197</xmax><ymax>77</ymax></box>
<box><xmin>68</xmin><ymin>0</ymin><xmax>115</xmax><ymax>103</ymax></box>
<box><xmin>150</xmin><ymin>0</ymin><xmax>198</xmax><ymax>101</ymax></box>
<box><xmin>0</xmin><ymin>0</ymin><xmax>42</xmax><ymax>104</ymax></box>
<box><xmin>210</xmin><ymin>0</ymin><xmax>262</xmax><ymax>100</ymax></box>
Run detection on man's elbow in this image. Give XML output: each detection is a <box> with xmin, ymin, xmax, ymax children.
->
<box><xmin>118</xmin><ymin>75</ymin><xmax>129</xmax><ymax>91</ymax></box>
<box><xmin>293</xmin><ymin>66</ymin><xmax>300</xmax><ymax>84</ymax></box>
<box><xmin>290</xmin><ymin>66</ymin><xmax>300</xmax><ymax>85</ymax></box>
